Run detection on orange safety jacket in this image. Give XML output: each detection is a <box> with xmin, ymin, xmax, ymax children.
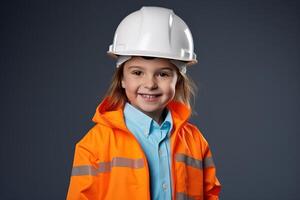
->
<box><xmin>66</xmin><ymin>98</ymin><xmax>221</xmax><ymax>200</ymax></box>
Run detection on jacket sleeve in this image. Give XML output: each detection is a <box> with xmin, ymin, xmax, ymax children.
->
<box><xmin>202</xmin><ymin>140</ymin><xmax>221</xmax><ymax>200</ymax></box>
<box><xmin>66</xmin><ymin>130</ymin><xmax>101</xmax><ymax>200</ymax></box>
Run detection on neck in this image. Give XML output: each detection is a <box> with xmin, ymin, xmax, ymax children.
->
<box><xmin>144</xmin><ymin>108</ymin><xmax>167</xmax><ymax>125</ymax></box>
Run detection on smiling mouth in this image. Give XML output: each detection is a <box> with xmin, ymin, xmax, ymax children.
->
<box><xmin>138</xmin><ymin>93</ymin><xmax>162</xmax><ymax>100</ymax></box>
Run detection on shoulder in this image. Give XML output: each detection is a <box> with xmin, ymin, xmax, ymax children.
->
<box><xmin>182</xmin><ymin>122</ymin><xmax>207</xmax><ymax>139</ymax></box>
<box><xmin>75</xmin><ymin>123</ymin><xmax>116</xmax><ymax>154</ymax></box>
<box><xmin>78</xmin><ymin>123</ymin><xmax>112</xmax><ymax>142</ymax></box>
<box><xmin>180</xmin><ymin>122</ymin><xmax>210</xmax><ymax>150</ymax></box>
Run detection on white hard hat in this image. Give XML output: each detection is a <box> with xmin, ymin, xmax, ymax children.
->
<box><xmin>108</xmin><ymin>6</ymin><xmax>197</xmax><ymax>66</ymax></box>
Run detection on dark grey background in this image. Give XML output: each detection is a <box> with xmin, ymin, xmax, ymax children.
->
<box><xmin>1</xmin><ymin>0</ymin><xmax>299</xmax><ymax>199</ymax></box>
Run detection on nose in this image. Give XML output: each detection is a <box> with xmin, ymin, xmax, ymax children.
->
<box><xmin>143</xmin><ymin>75</ymin><xmax>158</xmax><ymax>89</ymax></box>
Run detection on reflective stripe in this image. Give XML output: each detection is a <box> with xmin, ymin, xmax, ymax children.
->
<box><xmin>71</xmin><ymin>157</ymin><xmax>144</xmax><ymax>176</ymax></box>
<box><xmin>203</xmin><ymin>157</ymin><xmax>215</xmax><ymax>168</ymax></box>
<box><xmin>71</xmin><ymin>165</ymin><xmax>98</xmax><ymax>176</ymax></box>
<box><xmin>175</xmin><ymin>153</ymin><xmax>215</xmax><ymax>169</ymax></box>
<box><xmin>176</xmin><ymin>192</ymin><xmax>194</xmax><ymax>200</ymax></box>
<box><xmin>175</xmin><ymin>153</ymin><xmax>202</xmax><ymax>169</ymax></box>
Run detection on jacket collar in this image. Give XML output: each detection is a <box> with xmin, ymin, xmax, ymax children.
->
<box><xmin>92</xmin><ymin>97</ymin><xmax>191</xmax><ymax>133</ymax></box>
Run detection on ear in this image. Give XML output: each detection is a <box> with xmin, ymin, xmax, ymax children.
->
<box><xmin>121</xmin><ymin>79</ymin><xmax>125</xmax><ymax>88</ymax></box>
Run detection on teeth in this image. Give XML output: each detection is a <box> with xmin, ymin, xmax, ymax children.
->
<box><xmin>141</xmin><ymin>94</ymin><xmax>158</xmax><ymax>99</ymax></box>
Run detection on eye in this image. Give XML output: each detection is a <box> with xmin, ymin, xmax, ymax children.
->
<box><xmin>158</xmin><ymin>72</ymin><xmax>170</xmax><ymax>77</ymax></box>
<box><xmin>131</xmin><ymin>70</ymin><xmax>142</xmax><ymax>76</ymax></box>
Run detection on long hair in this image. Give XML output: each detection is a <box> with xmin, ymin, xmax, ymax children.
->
<box><xmin>103</xmin><ymin>60</ymin><xmax>197</xmax><ymax>111</ymax></box>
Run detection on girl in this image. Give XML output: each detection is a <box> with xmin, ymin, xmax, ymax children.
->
<box><xmin>67</xmin><ymin>6</ymin><xmax>221</xmax><ymax>200</ymax></box>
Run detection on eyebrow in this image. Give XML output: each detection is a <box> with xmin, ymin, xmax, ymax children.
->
<box><xmin>127</xmin><ymin>66</ymin><xmax>174</xmax><ymax>71</ymax></box>
<box><xmin>127</xmin><ymin>66</ymin><xmax>143</xmax><ymax>70</ymax></box>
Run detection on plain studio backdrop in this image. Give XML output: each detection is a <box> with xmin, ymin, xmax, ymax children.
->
<box><xmin>0</xmin><ymin>0</ymin><xmax>299</xmax><ymax>199</ymax></box>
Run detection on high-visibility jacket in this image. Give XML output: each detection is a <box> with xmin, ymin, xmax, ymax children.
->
<box><xmin>66</xmin><ymin>98</ymin><xmax>221</xmax><ymax>200</ymax></box>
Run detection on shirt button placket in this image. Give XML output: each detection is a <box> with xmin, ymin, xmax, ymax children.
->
<box><xmin>162</xmin><ymin>182</ymin><xmax>168</xmax><ymax>191</ymax></box>
<box><xmin>159</xmin><ymin>149</ymin><xmax>163</xmax><ymax>156</ymax></box>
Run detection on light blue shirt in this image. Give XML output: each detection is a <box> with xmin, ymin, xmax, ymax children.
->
<box><xmin>123</xmin><ymin>103</ymin><xmax>173</xmax><ymax>200</ymax></box>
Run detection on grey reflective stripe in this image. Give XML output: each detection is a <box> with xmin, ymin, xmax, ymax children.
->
<box><xmin>175</xmin><ymin>153</ymin><xmax>202</xmax><ymax>169</ymax></box>
<box><xmin>71</xmin><ymin>157</ymin><xmax>144</xmax><ymax>176</ymax></box>
<box><xmin>176</xmin><ymin>192</ymin><xmax>194</xmax><ymax>200</ymax></box>
<box><xmin>99</xmin><ymin>157</ymin><xmax>144</xmax><ymax>173</ymax></box>
<box><xmin>175</xmin><ymin>153</ymin><xmax>215</xmax><ymax>169</ymax></box>
<box><xmin>203</xmin><ymin>157</ymin><xmax>215</xmax><ymax>168</ymax></box>
<box><xmin>71</xmin><ymin>165</ymin><xmax>98</xmax><ymax>176</ymax></box>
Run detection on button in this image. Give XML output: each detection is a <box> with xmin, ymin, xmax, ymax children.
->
<box><xmin>159</xmin><ymin>149</ymin><xmax>163</xmax><ymax>156</ymax></box>
<box><xmin>162</xmin><ymin>183</ymin><xmax>167</xmax><ymax>191</ymax></box>
<box><xmin>144</xmin><ymin>129</ymin><xmax>149</xmax><ymax>136</ymax></box>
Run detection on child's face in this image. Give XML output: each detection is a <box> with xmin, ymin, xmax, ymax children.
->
<box><xmin>122</xmin><ymin>56</ymin><xmax>178</xmax><ymax>117</ymax></box>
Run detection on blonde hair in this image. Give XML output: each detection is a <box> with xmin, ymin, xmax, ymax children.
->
<box><xmin>103</xmin><ymin>62</ymin><xmax>197</xmax><ymax>111</ymax></box>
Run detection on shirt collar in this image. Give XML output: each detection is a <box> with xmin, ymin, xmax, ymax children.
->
<box><xmin>161</xmin><ymin>110</ymin><xmax>173</xmax><ymax>137</ymax></box>
<box><xmin>123</xmin><ymin>102</ymin><xmax>173</xmax><ymax>136</ymax></box>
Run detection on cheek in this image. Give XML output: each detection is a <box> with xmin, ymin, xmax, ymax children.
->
<box><xmin>123</xmin><ymin>78</ymin><xmax>139</xmax><ymax>93</ymax></box>
<box><xmin>122</xmin><ymin>74</ymin><xmax>130</xmax><ymax>88</ymax></box>
<box><xmin>169</xmin><ymin>78</ymin><xmax>178</xmax><ymax>96</ymax></box>
<box><xmin>162</xmin><ymin>80</ymin><xmax>177</xmax><ymax>95</ymax></box>
<box><xmin>170</xmin><ymin>77</ymin><xmax>178</xmax><ymax>90</ymax></box>
<box><xmin>170</xmin><ymin>85</ymin><xmax>177</xmax><ymax>96</ymax></box>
